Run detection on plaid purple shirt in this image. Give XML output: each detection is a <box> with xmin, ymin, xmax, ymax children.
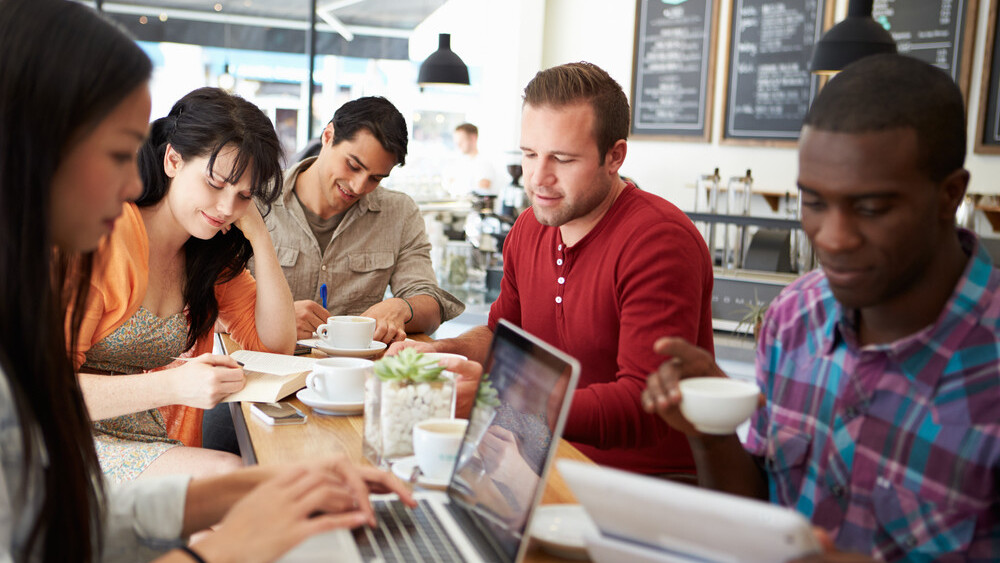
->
<box><xmin>745</xmin><ymin>230</ymin><xmax>1000</xmax><ymax>562</ymax></box>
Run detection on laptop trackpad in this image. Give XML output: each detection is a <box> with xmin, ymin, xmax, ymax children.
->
<box><xmin>277</xmin><ymin>529</ymin><xmax>363</xmax><ymax>563</ymax></box>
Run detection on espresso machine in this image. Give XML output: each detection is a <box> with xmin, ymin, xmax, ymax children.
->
<box><xmin>499</xmin><ymin>163</ymin><xmax>526</xmax><ymax>219</ymax></box>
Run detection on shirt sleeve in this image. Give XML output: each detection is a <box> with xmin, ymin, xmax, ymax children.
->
<box><xmin>487</xmin><ymin>216</ymin><xmax>524</xmax><ymax>330</ymax></box>
<box><xmin>387</xmin><ymin>196</ymin><xmax>465</xmax><ymax>322</ymax></box>
<box><xmin>562</xmin><ymin>221</ymin><xmax>712</xmax><ymax>451</ymax></box>
<box><xmin>99</xmin><ymin>475</ymin><xmax>190</xmax><ymax>563</ymax></box>
<box><xmin>215</xmin><ymin>269</ymin><xmax>270</xmax><ymax>352</ymax></box>
<box><xmin>0</xmin><ymin>454</ymin><xmax>13</xmax><ymax>563</ymax></box>
<box><xmin>744</xmin><ymin>301</ymin><xmax>778</xmax><ymax>457</ymax></box>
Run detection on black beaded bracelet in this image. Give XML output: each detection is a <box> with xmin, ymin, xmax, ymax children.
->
<box><xmin>401</xmin><ymin>297</ymin><xmax>414</xmax><ymax>324</ymax></box>
<box><xmin>178</xmin><ymin>545</ymin><xmax>207</xmax><ymax>563</ymax></box>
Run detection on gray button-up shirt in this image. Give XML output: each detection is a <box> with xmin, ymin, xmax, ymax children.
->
<box><xmin>258</xmin><ymin>157</ymin><xmax>464</xmax><ymax>321</ymax></box>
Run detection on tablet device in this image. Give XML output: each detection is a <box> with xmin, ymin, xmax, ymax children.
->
<box><xmin>558</xmin><ymin>460</ymin><xmax>821</xmax><ymax>563</ymax></box>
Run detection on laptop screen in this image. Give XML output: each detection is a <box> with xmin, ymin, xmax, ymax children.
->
<box><xmin>447</xmin><ymin>320</ymin><xmax>579</xmax><ymax>561</ymax></box>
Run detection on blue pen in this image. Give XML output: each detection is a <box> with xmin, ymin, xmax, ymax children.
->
<box><xmin>320</xmin><ymin>283</ymin><xmax>328</xmax><ymax>309</ymax></box>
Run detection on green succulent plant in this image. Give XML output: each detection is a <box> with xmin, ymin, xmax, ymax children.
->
<box><xmin>374</xmin><ymin>348</ymin><xmax>447</xmax><ymax>383</ymax></box>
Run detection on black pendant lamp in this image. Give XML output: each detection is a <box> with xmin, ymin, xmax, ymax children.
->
<box><xmin>418</xmin><ymin>33</ymin><xmax>470</xmax><ymax>86</ymax></box>
<box><xmin>809</xmin><ymin>0</ymin><xmax>897</xmax><ymax>75</ymax></box>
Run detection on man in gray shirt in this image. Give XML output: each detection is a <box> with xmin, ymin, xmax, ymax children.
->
<box><xmin>260</xmin><ymin>97</ymin><xmax>463</xmax><ymax>342</ymax></box>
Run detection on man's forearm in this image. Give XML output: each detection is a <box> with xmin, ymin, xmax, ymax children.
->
<box><xmin>403</xmin><ymin>294</ymin><xmax>442</xmax><ymax>335</ymax></box>
<box><xmin>432</xmin><ymin>325</ymin><xmax>493</xmax><ymax>366</ymax></box>
<box><xmin>688</xmin><ymin>434</ymin><xmax>768</xmax><ymax>499</ymax></box>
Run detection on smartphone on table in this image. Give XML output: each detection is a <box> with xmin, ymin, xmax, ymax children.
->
<box><xmin>250</xmin><ymin>402</ymin><xmax>308</xmax><ymax>425</ymax></box>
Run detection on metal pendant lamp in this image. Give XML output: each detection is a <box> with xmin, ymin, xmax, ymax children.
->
<box><xmin>809</xmin><ymin>0</ymin><xmax>897</xmax><ymax>75</ymax></box>
<box><xmin>418</xmin><ymin>33</ymin><xmax>470</xmax><ymax>86</ymax></box>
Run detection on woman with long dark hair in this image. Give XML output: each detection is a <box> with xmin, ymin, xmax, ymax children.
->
<box><xmin>72</xmin><ymin>85</ymin><xmax>296</xmax><ymax>482</ymax></box>
<box><xmin>0</xmin><ymin>1</ymin><xmax>410</xmax><ymax>561</ymax></box>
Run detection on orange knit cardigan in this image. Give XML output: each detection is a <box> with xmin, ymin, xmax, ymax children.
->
<box><xmin>70</xmin><ymin>202</ymin><xmax>270</xmax><ymax>446</ymax></box>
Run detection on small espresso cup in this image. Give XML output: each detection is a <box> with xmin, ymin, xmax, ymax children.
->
<box><xmin>412</xmin><ymin>418</ymin><xmax>469</xmax><ymax>481</ymax></box>
<box><xmin>305</xmin><ymin>357</ymin><xmax>372</xmax><ymax>403</ymax></box>
<box><xmin>317</xmin><ymin>315</ymin><xmax>376</xmax><ymax>350</ymax></box>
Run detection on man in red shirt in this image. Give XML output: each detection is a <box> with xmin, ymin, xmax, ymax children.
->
<box><xmin>392</xmin><ymin>62</ymin><xmax>713</xmax><ymax>476</ymax></box>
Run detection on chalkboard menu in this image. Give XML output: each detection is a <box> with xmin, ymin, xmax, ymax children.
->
<box><xmin>976</xmin><ymin>0</ymin><xmax>1000</xmax><ymax>153</ymax></box>
<box><xmin>630</xmin><ymin>0</ymin><xmax>719</xmax><ymax>140</ymax></box>
<box><xmin>872</xmin><ymin>0</ymin><xmax>978</xmax><ymax>101</ymax></box>
<box><xmin>723</xmin><ymin>0</ymin><xmax>831</xmax><ymax>144</ymax></box>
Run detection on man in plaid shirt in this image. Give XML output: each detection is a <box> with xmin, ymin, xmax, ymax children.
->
<box><xmin>643</xmin><ymin>54</ymin><xmax>1000</xmax><ymax>562</ymax></box>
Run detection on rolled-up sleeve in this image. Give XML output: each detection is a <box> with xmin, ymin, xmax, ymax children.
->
<box><xmin>101</xmin><ymin>475</ymin><xmax>190</xmax><ymax>562</ymax></box>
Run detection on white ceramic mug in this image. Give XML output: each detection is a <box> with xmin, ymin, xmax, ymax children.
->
<box><xmin>317</xmin><ymin>315</ymin><xmax>376</xmax><ymax>349</ymax></box>
<box><xmin>305</xmin><ymin>357</ymin><xmax>372</xmax><ymax>403</ymax></box>
<box><xmin>412</xmin><ymin>418</ymin><xmax>469</xmax><ymax>481</ymax></box>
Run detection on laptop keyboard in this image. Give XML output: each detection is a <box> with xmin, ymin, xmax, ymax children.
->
<box><xmin>353</xmin><ymin>499</ymin><xmax>467</xmax><ymax>562</ymax></box>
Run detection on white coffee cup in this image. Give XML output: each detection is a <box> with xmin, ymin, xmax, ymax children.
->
<box><xmin>412</xmin><ymin>418</ymin><xmax>469</xmax><ymax>481</ymax></box>
<box><xmin>305</xmin><ymin>357</ymin><xmax>372</xmax><ymax>403</ymax></box>
<box><xmin>679</xmin><ymin>377</ymin><xmax>760</xmax><ymax>435</ymax></box>
<box><xmin>317</xmin><ymin>315</ymin><xmax>376</xmax><ymax>349</ymax></box>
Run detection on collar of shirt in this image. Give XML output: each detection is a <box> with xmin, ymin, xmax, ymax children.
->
<box><xmin>554</xmin><ymin>181</ymin><xmax>637</xmax><ymax>255</ymax></box>
<box><xmin>820</xmin><ymin>228</ymin><xmax>991</xmax><ymax>394</ymax></box>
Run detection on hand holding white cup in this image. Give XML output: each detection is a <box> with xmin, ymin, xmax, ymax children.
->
<box><xmin>412</xmin><ymin>418</ymin><xmax>469</xmax><ymax>481</ymax></box>
<box><xmin>306</xmin><ymin>357</ymin><xmax>372</xmax><ymax>403</ymax></box>
<box><xmin>678</xmin><ymin>377</ymin><xmax>760</xmax><ymax>435</ymax></box>
<box><xmin>317</xmin><ymin>315</ymin><xmax>376</xmax><ymax>349</ymax></box>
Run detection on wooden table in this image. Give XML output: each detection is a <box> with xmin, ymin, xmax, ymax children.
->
<box><xmin>219</xmin><ymin>334</ymin><xmax>595</xmax><ymax>562</ymax></box>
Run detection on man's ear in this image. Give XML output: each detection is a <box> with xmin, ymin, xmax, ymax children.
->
<box><xmin>321</xmin><ymin>122</ymin><xmax>335</xmax><ymax>146</ymax></box>
<box><xmin>603</xmin><ymin>139</ymin><xmax>628</xmax><ymax>175</ymax></box>
<box><xmin>939</xmin><ymin>167</ymin><xmax>970</xmax><ymax>223</ymax></box>
<box><xmin>163</xmin><ymin>144</ymin><xmax>182</xmax><ymax>178</ymax></box>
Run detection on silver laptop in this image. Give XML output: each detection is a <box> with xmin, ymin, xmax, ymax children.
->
<box><xmin>282</xmin><ymin>319</ymin><xmax>581</xmax><ymax>563</ymax></box>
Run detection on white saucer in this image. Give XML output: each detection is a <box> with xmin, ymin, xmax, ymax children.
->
<box><xmin>297</xmin><ymin>338</ymin><xmax>387</xmax><ymax>358</ymax></box>
<box><xmin>529</xmin><ymin>504</ymin><xmax>597</xmax><ymax>560</ymax></box>
<box><xmin>391</xmin><ymin>456</ymin><xmax>450</xmax><ymax>490</ymax></box>
<box><xmin>295</xmin><ymin>388</ymin><xmax>364</xmax><ymax>416</ymax></box>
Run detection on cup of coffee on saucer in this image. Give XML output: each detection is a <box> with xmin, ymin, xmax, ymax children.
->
<box><xmin>410</xmin><ymin>418</ymin><xmax>469</xmax><ymax>484</ymax></box>
<box><xmin>678</xmin><ymin>377</ymin><xmax>760</xmax><ymax>435</ymax></box>
<box><xmin>317</xmin><ymin>315</ymin><xmax>376</xmax><ymax>350</ymax></box>
<box><xmin>304</xmin><ymin>357</ymin><xmax>372</xmax><ymax>404</ymax></box>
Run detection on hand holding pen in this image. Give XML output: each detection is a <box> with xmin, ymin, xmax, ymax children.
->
<box><xmin>290</xmin><ymin>284</ymin><xmax>332</xmax><ymax>340</ymax></box>
<box><xmin>168</xmin><ymin>353</ymin><xmax>246</xmax><ymax>408</ymax></box>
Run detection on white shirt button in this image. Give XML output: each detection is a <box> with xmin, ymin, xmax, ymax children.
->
<box><xmin>555</xmin><ymin>296</ymin><xmax>562</xmax><ymax>304</ymax></box>
<box><xmin>556</xmin><ymin>259</ymin><xmax>563</xmax><ymax>266</ymax></box>
<box><xmin>557</xmin><ymin>277</ymin><xmax>565</xmax><ymax>284</ymax></box>
<box><xmin>558</xmin><ymin>244</ymin><xmax>563</xmax><ymax>250</ymax></box>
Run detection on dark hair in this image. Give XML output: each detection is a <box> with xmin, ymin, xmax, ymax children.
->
<box><xmin>455</xmin><ymin>123</ymin><xmax>478</xmax><ymax>136</ymax></box>
<box><xmin>803</xmin><ymin>54</ymin><xmax>966</xmax><ymax>182</ymax></box>
<box><xmin>137</xmin><ymin>87</ymin><xmax>284</xmax><ymax>350</ymax></box>
<box><xmin>329</xmin><ymin>96</ymin><xmax>408</xmax><ymax>166</ymax></box>
<box><xmin>523</xmin><ymin>62</ymin><xmax>630</xmax><ymax>163</ymax></box>
<box><xmin>0</xmin><ymin>0</ymin><xmax>151</xmax><ymax>560</ymax></box>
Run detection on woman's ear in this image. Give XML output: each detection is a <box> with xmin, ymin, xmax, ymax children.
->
<box><xmin>163</xmin><ymin>144</ymin><xmax>182</xmax><ymax>178</ymax></box>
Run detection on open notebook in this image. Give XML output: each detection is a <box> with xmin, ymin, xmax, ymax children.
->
<box><xmin>223</xmin><ymin>350</ymin><xmax>317</xmax><ymax>403</ymax></box>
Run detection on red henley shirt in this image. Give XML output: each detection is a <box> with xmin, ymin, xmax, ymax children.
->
<box><xmin>488</xmin><ymin>183</ymin><xmax>714</xmax><ymax>474</ymax></box>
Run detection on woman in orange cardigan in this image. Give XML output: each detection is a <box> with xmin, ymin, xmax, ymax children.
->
<box><xmin>73</xmin><ymin>87</ymin><xmax>296</xmax><ymax>482</ymax></box>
